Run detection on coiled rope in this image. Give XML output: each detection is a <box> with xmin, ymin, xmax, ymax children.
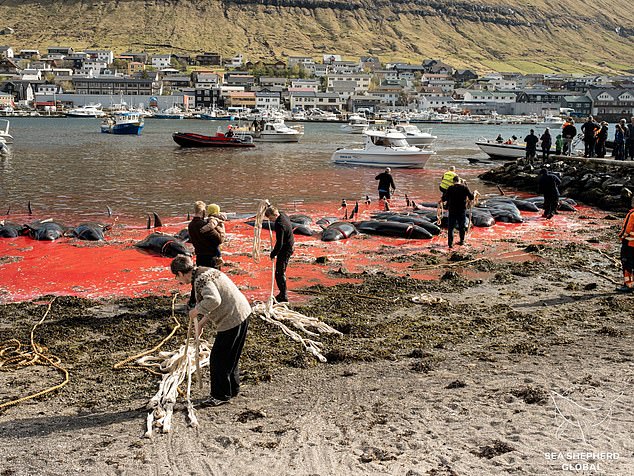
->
<box><xmin>0</xmin><ymin>297</ymin><xmax>69</xmax><ymax>411</ymax></box>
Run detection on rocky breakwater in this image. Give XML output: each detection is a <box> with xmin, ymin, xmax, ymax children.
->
<box><xmin>479</xmin><ymin>158</ymin><xmax>634</xmax><ymax>211</ymax></box>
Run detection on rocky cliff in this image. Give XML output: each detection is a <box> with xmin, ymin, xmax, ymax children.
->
<box><xmin>0</xmin><ymin>0</ymin><xmax>632</xmax><ymax>73</ymax></box>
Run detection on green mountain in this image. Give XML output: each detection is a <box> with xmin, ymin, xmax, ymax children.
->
<box><xmin>1</xmin><ymin>0</ymin><xmax>633</xmax><ymax>73</ymax></box>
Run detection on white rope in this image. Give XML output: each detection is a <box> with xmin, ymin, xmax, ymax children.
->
<box><xmin>137</xmin><ymin>338</ymin><xmax>212</xmax><ymax>438</ymax></box>
<box><xmin>252</xmin><ymin>199</ymin><xmax>270</xmax><ymax>263</ymax></box>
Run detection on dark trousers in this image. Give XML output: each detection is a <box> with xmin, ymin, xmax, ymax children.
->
<box><xmin>626</xmin><ymin>141</ymin><xmax>634</xmax><ymax>160</ymax></box>
<box><xmin>378</xmin><ymin>189</ymin><xmax>391</xmax><ymax>200</ymax></box>
<box><xmin>584</xmin><ymin>138</ymin><xmax>595</xmax><ymax>157</ymax></box>
<box><xmin>543</xmin><ymin>194</ymin><xmax>559</xmax><ymax>218</ymax></box>
<box><xmin>210</xmin><ymin>318</ymin><xmax>249</xmax><ymax>401</ymax></box>
<box><xmin>596</xmin><ymin>139</ymin><xmax>606</xmax><ymax>158</ymax></box>
<box><xmin>447</xmin><ymin>210</ymin><xmax>467</xmax><ymax>247</ymax></box>
<box><xmin>542</xmin><ymin>146</ymin><xmax>550</xmax><ymax>162</ymax></box>
<box><xmin>274</xmin><ymin>248</ymin><xmax>293</xmax><ymax>301</ymax></box>
<box><xmin>188</xmin><ymin>254</ymin><xmax>220</xmax><ymax>307</ymax></box>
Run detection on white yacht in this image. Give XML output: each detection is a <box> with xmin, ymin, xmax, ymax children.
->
<box><xmin>391</xmin><ymin>123</ymin><xmax>437</xmax><ymax>146</ymax></box>
<box><xmin>66</xmin><ymin>103</ymin><xmax>106</xmax><ymax>118</ymax></box>
<box><xmin>253</xmin><ymin>120</ymin><xmax>304</xmax><ymax>142</ymax></box>
<box><xmin>331</xmin><ymin>130</ymin><xmax>435</xmax><ymax>168</ymax></box>
<box><xmin>340</xmin><ymin>114</ymin><xmax>369</xmax><ymax>134</ymax></box>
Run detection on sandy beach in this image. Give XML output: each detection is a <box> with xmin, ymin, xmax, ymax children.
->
<box><xmin>1</xmin><ymin>209</ymin><xmax>633</xmax><ymax>476</ymax></box>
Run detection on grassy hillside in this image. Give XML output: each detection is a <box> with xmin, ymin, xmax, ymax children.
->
<box><xmin>0</xmin><ymin>0</ymin><xmax>632</xmax><ymax>73</ymax></box>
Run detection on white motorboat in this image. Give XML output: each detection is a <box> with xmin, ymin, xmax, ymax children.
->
<box><xmin>331</xmin><ymin>130</ymin><xmax>435</xmax><ymax>168</ymax></box>
<box><xmin>391</xmin><ymin>123</ymin><xmax>437</xmax><ymax>146</ymax></box>
<box><xmin>475</xmin><ymin>140</ymin><xmax>527</xmax><ymax>160</ymax></box>
<box><xmin>340</xmin><ymin>114</ymin><xmax>369</xmax><ymax>134</ymax></box>
<box><xmin>253</xmin><ymin>120</ymin><xmax>304</xmax><ymax>142</ymax></box>
<box><xmin>66</xmin><ymin>103</ymin><xmax>106</xmax><ymax>118</ymax></box>
<box><xmin>537</xmin><ymin>115</ymin><xmax>565</xmax><ymax>126</ymax></box>
<box><xmin>0</xmin><ymin>119</ymin><xmax>14</xmax><ymax>144</ymax></box>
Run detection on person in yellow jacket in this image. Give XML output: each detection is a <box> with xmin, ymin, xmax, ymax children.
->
<box><xmin>617</xmin><ymin>196</ymin><xmax>634</xmax><ymax>293</ymax></box>
<box><xmin>439</xmin><ymin>166</ymin><xmax>457</xmax><ymax>201</ymax></box>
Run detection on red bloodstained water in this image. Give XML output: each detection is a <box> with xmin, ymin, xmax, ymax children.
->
<box><xmin>0</xmin><ymin>199</ymin><xmax>608</xmax><ymax>304</ymax></box>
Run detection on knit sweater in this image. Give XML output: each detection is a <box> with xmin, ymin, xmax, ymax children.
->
<box><xmin>193</xmin><ymin>267</ymin><xmax>251</xmax><ymax>332</ymax></box>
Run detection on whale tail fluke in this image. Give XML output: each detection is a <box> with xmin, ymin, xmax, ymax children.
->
<box><xmin>27</xmin><ymin>201</ymin><xmax>32</xmax><ymax>215</ymax></box>
<box><xmin>146</xmin><ymin>215</ymin><xmax>151</xmax><ymax>229</ymax></box>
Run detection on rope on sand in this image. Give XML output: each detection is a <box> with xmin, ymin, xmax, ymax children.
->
<box><xmin>251</xmin><ymin>198</ymin><xmax>342</xmax><ymax>362</ymax></box>
<box><xmin>136</xmin><ymin>335</ymin><xmax>212</xmax><ymax>438</ymax></box>
<box><xmin>0</xmin><ymin>298</ymin><xmax>69</xmax><ymax>411</ymax></box>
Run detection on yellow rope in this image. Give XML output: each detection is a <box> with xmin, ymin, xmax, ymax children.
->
<box><xmin>113</xmin><ymin>293</ymin><xmax>182</xmax><ymax>370</ymax></box>
<box><xmin>0</xmin><ymin>297</ymin><xmax>69</xmax><ymax>411</ymax></box>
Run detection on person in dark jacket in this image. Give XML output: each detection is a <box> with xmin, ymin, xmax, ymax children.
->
<box><xmin>626</xmin><ymin>116</ymin><xmax>634</xmax><ymax>160</ymax></box>
<box><xmin>187</xmin><ymin>200</ymin><xmax>224</xmax><ymax>307</ymax></box>
<box><xmin>538</xmin><ymin>169</ymin><xmax>562</xmax><ymax>219</ymax></box>
<box><xmin>562</xmin><ymin>119</ymin><xmax>577</xmax><ymax>156</ymax></box>
<box><xmin>375</xmin><ymin>167</ymin><xmax>396</xmax><ymax>200</ymax></box>
<box><xmin>443</xmin><ymin>175</ymin><xmax>475</xmax><ymax>248</ymax></box>
<box><xmin>524</xmin><ymin>129</ymin><xmax>539</xmax><ymax>163</ymax></box>
<box><xmin>613</xmin><ymin>122</ymin><xmax>626</xmax><ymax>160</ymax></box>
<box><xmin>595</xmin><ymin>122</ymin><xmax>609</xmax><ymax>158</ymax></box>
<box><xmin>580</xmin><ymin>116</ymin><xmax>599</xmax><ymax>158</ymax></box>
<box><xmin>540</xmin><ymin>128</ymin><xmax>552</xmax><ymax>162</ymax></box>
<box><xmin>265</xmin><ymin>205</ymin><xmax>295</xmax><ymax>303</ymax></box>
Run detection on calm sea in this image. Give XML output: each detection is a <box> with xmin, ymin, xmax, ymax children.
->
<box><xmin>0</xmin><ymin>117</ymin><xmax>537</xmax><ymax>221</ymax></box>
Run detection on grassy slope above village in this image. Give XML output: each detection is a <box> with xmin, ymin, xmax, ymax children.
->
<box><xmin>1</xmin><ymin>0</ymin><xmax>632</xmax><ymax>73</ymax></box>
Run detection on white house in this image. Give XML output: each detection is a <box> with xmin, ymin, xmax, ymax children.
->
<box><xmin>288</xmin><ymin>91</ymin><xmax>343</xmax><ymax>110</ymax></box>
<box><xmin>151</xmin><ymin>54</ymin><xmax>172</xmax><ymax>69</ymax></box>
<box><xmin>290</xmin><ymin>79</ymin><xmax>319</xmax><ymax>92</ymax></box>
<box><xmin>226</xmin><ymin>54</ymin><xmax>244</xmax><ymax>68</ymax></box>
<box><xmin>322</xmin><ymin>54</ymin><xmax>341</xmax><ymax>64</ymax></box>
<box><xmin>418</xmin><ymin>95</ymin><xmax>454</xmax><ymax>109</ymax></box>
<box><xmin>194</xmin><ymin>72</ymin><xmax>220</xmax><ymax>89</ymax></box>
<box><xmin>288</xmin><ymin>56</ymin><xmax>315</xmax><ymax>68</ymax></box>
<box><xmin>255</xmin><ymin>91</ymin><xmax>281</xmax><ymax>109</ymax></box>
<box><xmin>85</xmin><ymin>49</ymin><xmax>114</xmax><ymax>64</ymax></box>
<box><xmin>21</xmin><ymin>69</ymin><xmax>42</xmax><ymax>81</ymax></box>
<box><xmin>0</xmin><ymin>46</ymin><xmax>14</xmax><ymax>59</ymax></box>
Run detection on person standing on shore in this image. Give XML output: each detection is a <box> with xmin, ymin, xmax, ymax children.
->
<box><xmin>171</xmin><ymin>255</ymin><xmax>251</xmax><ymax>406</ymax></box>
<box><xmin>187</xmin><ymin>201</ymin><xmax>224</xmax><ymax>307</ymax></box>
<box><xmin>538</xmin><ymin>168</ymin><xmax>561</xmax><ymax>219</ymax></box>
<box><xmin>264</xmin><ymin>205</ymin><xmax>295</xmax><ymax>303</ymax></box>
<box><xmin>540</xmin><ymin>128</ymin><xmax>552</xmax><ymax>162</ymax></box>
<box><xmin>581</xmin><ymin>116</ymin><xmax>599</xmax><ymax>158</ymax></box>
<box><xmin>595</xmin><ymin>121</ymin><xmax>609</xmax><ymax>158</ymax></box>
<box><xmin>562</xmin><ymin>118</ymin><xmax>577</xmax><ymax>156</ymax></box>
<box><xmin>626</xmin><ymin>116</ymin><xmax>634</xmax><ymax>160</ymax></box>
<box><xmin>617</xmin><ymin>197</ymin><xmax>634</xmax><ymax>293</ymax></box>
<box><xmin>524</xmin><ymin>129</ymin><xmax>539</xmax><ymax>163</ymax></box>
<box><xmin>375</xmin><ymin>167</ymin><xmax>396</xmax><ymax>201</ymax></box>
<box><xmin>613</xmin><ymin>122</ymin><xmax>626</xmax><ymax>160</ymax></box>
<box><xmin>439</xmin><ymin>165</ymin><xmax>457</xmax><ymax>201</ymax></box>
<box><xmin>443</xmin><ymin>175</ymin><xmax>474</xmax><ymax>249</ymax></box>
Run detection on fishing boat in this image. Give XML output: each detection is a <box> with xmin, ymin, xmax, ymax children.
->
<box><xmin>475</xmin><ymin>140</ymin><xmax>528</xmax><ymax>160</ymax></box>
<box><xmin>100</xmin><ymin>111</ymin><xmax>144</xmax><ymax>135</ymax></box>
<box><xmin>153</xmin><ymin>106</ymin><xmax>185</xmax><ymax>120</ymax></box>
<box><xmin>252</xmin><ymin>120</ymin><xmax>304</xmax><ymax>142</ymax></box>
<box><xmin>66</xmin><ymin>103</ymin><xmax>106</xmax><ymax>118</ymax></box>
<box><xmin>331</xmin><ymin>130</ymin><xmax>435</xmax><ymax>168</ymax></box>
<box><xmin>172</xmin><ymin>130</ymin><xmax>255</xmax><ymax>148</ymax></box>
<box><xmin>391</xmin><ymin>123</ymin><xmax>437</xmax><ymax>146</ymax></box>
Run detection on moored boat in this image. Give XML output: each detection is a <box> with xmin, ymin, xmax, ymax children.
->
<box><xmin>172</xmin><ymin>131</ymin><xmax>255</xmax><ymax>148</ymax></box>
<box><xmin>66</xmin><ymin>103</ymin><xmax>106</xmax><ymax>118</ymax></box>
<box><xmin>0</xmin><ymin>119</ymin><xmax>14</xmax><ymax>144</ymax></box>
<box><xmin>101</xmin><ymin>111</ymin><xmax>144</xmax><ymax>135</ymax></box>
<box><xmin>392</xmin><ymin>123</ymin><xmax>437</xmax><ymax>146</ymax></box>
<box><xmin>331</xmin><ymin>130</ymin><xmax>435</xmax><ymax>168</ymax></box>
<box><xmin>475</xmin><ymin>140</ymin><xmax>527</xmax><ymax>160</ymax></box>
<box><xmin>252</xmin><ymin>120</ymin><xmax>304</xmax><ymax>142</ymax></box>
<box><xmin>340</xmin><ymin>114</ymin><xmax>369</xmax><ymax>134</ymax></box>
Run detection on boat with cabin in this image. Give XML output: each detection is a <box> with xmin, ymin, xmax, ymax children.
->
<box><xmin>252</xmin><ymin>120</ymin><xmax>304</xmax><ymax>142</ymax></box>
<box><xmin>66</xmin><ymin>104</ymin><xmax>106</xmax><ymax>118</ymax></box>
<box><xmin>331</xmin><ymin>130</ymin><xmax>435</xmax><ymax>168</ymax></box>
<box><xmin>391</xmin><ymin>123</ymin><xmax>437</xmax><ymax>146</ymax></box>
<box><xmin>340</xmin><ymin>114</ymin><xmax>370</xmax><ymax>134</ymax></box>
<box><xmin>101</xmin><ymin>111</ymin><xmax>144</xmax><ymax>135</ymax></box>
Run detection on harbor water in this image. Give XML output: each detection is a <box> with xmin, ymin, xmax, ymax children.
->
<box><xmin>0</xmin><ymin>118</ymin><xmax>541</xmax><ymax>221</ymax></box>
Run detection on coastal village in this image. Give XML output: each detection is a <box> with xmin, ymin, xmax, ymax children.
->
<box><xmin>0</xmin><ymin>46</ymin><xmax>632</xmax><ymax>121</ymax></box>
